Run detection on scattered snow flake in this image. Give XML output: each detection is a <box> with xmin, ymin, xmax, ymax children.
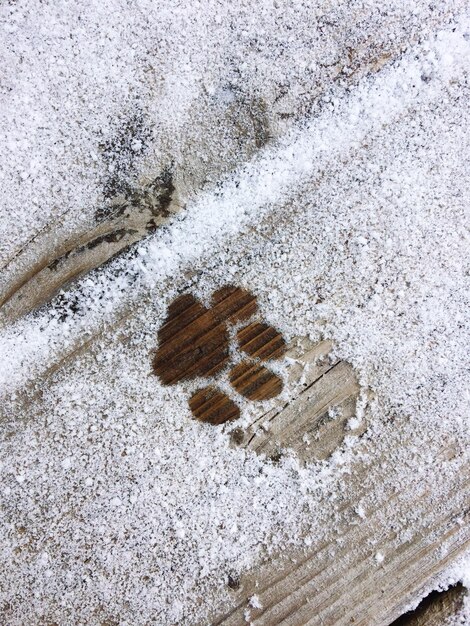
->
<box><xmin>347</xmin><ymin>417</ymin><xmax>362</xmax><ymax>431</ymax></box>
<box><xmin>355</xmin><ymin>505</ymin><xmax>366</xmax><ymax>519</ymax></box>
<box><xmin>249</xmin><ymin>594</ymin><xmax>263</xmax><ymax>609</ymax></box>
<box><xmin>60</xmin><ymin>457</ymin><xmax>72</xmax><ymax>470</ymax></box>
<box><xmin>375</xmin><ymin>552</ymin><xmax>385</xmax><ymax>564</ymax></box>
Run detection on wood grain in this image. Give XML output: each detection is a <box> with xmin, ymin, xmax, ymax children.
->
<box><xmin>153</xmin><ymin>293</ymin><xmax>230</xmax><ymax>385</ymax></box>
<box><xmin>3</xmin><ymin>11</ymin><xmax>468</xmax><ymax>617</ymax></box>
<box><xmin>237</xmin><ymin>322</ymin><xmax>286</xmax><ymax>361</ymax></box>
<box><xmin>0</xmin><ymin>2</ymin><xmax>456</xmax><ymax>329</ymax></box>
<box><xmin>207</xmin><ymin>337</ymin><xmax>469</xmax><ymax>626</ymax></box>
<box><xmin>210</xmin><ymin>489</ymin><xmax>470</xmax><ymax>626</ymax></box>
<box><xmin>153</xmin><ymin>286</ymin><xmax>285</xmax><ymax>406</ymax></box>
<box><xmin>229</xmin><ymin>361</ymin><xmax>283</xmax><ymax>401</ymax></box>
<box><xmin>228</xmin><ymin>338</ymin><xmax>361</xmax><ymax>461</ymax></box>
<box><xmin>5</xmin><ymin>278</ymin><xmax>468</xmax><ymax>626</ymax></box>
<box><xmin>189</xmin><ymin>386</ymin><xmax>241</xmax><ymax>425</ymax></box>
<box><xmin>0</xmin><ymin>171</ymin><xmax>181</xmax><ymax>327</ymax></box>
<box><xmin>211</xmin><ymin>285</ymin><xmax>258</xmax><ymax>323</ymax></box>
<box><xmin>247</xmin><ymin>360</ymin><xmax>361</xmax><ymax>461</ymax></box>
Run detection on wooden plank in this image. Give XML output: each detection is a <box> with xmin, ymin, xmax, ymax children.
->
<box><xmin>4</xmin><ymin>285</ymin><xmax>467</xmax><ymax>626</ymax></box>
<box><xmin>2</xmin><ymin>187</ymin><xmax>467</xmax><ymax>626</ymax></box>
<box><xmin>205</xmin><ymin>338</ymin><xmax>469</xmax><ymax>625</ymax></box>
<box><xmin>210</xmin><ymin>469</ymin><xmax>469</xmax><ymax>626</ymax></box>
<box><xmin>1</xmin><ymin>9</ymin><xmax>468</xmax><ymax>622</ymax></box>
<box><xmin>390</xmin><ymin>584</ymin><xmax>466</xmax><ymax>626</ymax></box>
<box><xmin>235</xmin><ymin>338</ymin><xmax>362</xmax><ymax>462</ymax></box>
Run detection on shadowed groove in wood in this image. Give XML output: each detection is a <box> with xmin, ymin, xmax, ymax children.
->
<box><xmin>189</xmin><ymin>386</ymin><xmax>240</xmax><ymax>425</ymax></box>
<box><xmin>237</xmin><ymin>322</ymin><xmax>286</xmax><ymax>361</ymax></box>
<box><xmin>390</xmin><ymin>584</ymin><xmax>466</xmax><ymax>626</ymax></box>
<box><xmin>229</xmin><ymin>360</ymin><xmax>283</xmax><ymax>401</ymax></box>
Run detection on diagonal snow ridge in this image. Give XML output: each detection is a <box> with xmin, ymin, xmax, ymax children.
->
<box><xmin>0</xmin><ymin>15</ymin><xmax>469</xmax><ymax>397</ymax></box>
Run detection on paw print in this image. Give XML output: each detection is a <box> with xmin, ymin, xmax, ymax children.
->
<box><xmin>153</xmin><ymin>285</ymin><xmax>286</xmax><ymax>425</ymax></box>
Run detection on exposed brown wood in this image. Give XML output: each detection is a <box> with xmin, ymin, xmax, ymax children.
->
<box><xmin>4</xmin><ymin>186</ymin><xmax>466</xmax><ymax>626</ymax></box>
<box><xmin>206</xmin><ymin>337</ymin><xmax>469</xmax><ymax>626</ymax></box>
<box><xmin>237</xmin><ymin>322</ymin><xmax>286</xmax><ymax>361</ymax></box>
<box><xmin>153</xmin><ymin>293</ymin><xmax>230</xmax><ymax>385</ymax></box>
<box><xmin>211</xmin><ymin>285</ymin><xmax>258</xmax><ymax>323</ymax></box>
<box><xmin>229</xmin><ymin>361</ymin><xmax>283</xmax><ymax>401</ymax></box>
<box><xmin>153</xmin><ymin>286</ymin><xmax>285</xmax><ymax>408</ymax></box>
<box><xmin>4</xmin><ymin>279</ymin><xmax>468</xmax><ymax>626</ymax></box>
<box><xmin>189</xmin><ymin>386</ymin><xmax>241</xmax><ymax>425</ymax></box>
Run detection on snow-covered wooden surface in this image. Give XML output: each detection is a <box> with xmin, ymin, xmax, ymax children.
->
<box><xmin>393</xmin><ymin>585</ymin><xmax>467</xmax><ymax>626</ymax></box>
<box><xmin>1</xmin><ymin>2</ymin><xmax>469</xmax><ymax>625</ymax></box>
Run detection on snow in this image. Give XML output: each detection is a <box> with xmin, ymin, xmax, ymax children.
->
<box><xmin>249</xmin><ymin>594</ymin><xmax>263</xmax><ymax>609</ymax></box>
<box><xmin>0</xmin><ymin>1</ymin><xmax>469</xmax><ymax>625</ymax></box>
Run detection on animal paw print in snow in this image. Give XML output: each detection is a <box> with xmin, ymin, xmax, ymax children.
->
<box><xmin>153</xmin><ymin>285</ymin><xmax>286</xmax><ymax>425</ymax></box>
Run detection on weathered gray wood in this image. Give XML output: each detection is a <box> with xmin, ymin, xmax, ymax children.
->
<box><xmin>0</xmin><ymin>172</ymin><xmax>182</xmax><ymax>326</ymax></box>
<box><xmin>3</xmin><ymin>283</ymin><xmax>468</xmax><ymax>626</ymax></box>
<box><xmin>210</xmin><ymin>459</ymin><xmax>469</xmax><ymax>626</ymax></box>
<box><xmin>209</xmin><ymin>339</ymin><xmax>469</xmax><ymax>626</ymax></box>
<box><xmin>235</xmin><ymin>338</ymin><xmax>362</xmax><ymax>462</ymax></box>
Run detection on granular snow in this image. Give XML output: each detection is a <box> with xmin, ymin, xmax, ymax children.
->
<box><xmin>0</xmin><ymin>4</ymin><xmax>469</xmax><ymax>626</ymax></box>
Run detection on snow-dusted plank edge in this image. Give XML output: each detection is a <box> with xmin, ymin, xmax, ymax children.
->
<box><xmin>391</xmin><ymin>583</ymin><xmax>466</xmax><ymax>626</ymax></box>
<box><xmin>0</xmin><ymin>172</ymin><xmax>182</xmax><ymax>326</ymax></box>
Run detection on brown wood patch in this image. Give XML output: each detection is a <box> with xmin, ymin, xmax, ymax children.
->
<box><xmin>189</xmin><ymin>386</ymin><xmax>240</xmax><ymax>425</ymax></box>
<box><xmin>230</xmin><ymin>361</ymin><xmax>283</xmax><ymax>401</ymax></box>
<box><xmin>211</xmin><ymin>285</ymin><xmax>257</xmax><ymax>323</ymax></box>
<box><xmin>153</xmin><ymin>294</ymin><xmax>230</xmax><ymax>385</ymax></box>
<box><xmin>153</xmin><ymin>286</ymin><xmax>286</xmax><ymax>414</ymax></box>
<box><xmin>237</xmin><ymin>322</ymin><xmax>286</xmax><ymax>361</ymax></box>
